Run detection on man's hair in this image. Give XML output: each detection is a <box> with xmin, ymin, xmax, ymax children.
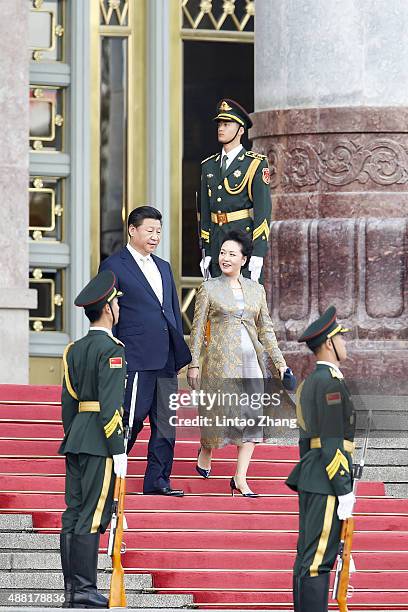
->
<box><xmin>221</xmin><ymin>229</ymin><xmax>253</xmax><ymax>269</ymax></box>
<box><xmin>311</xmin><ymin>339</ymin><xmax>328</xmax><ymax>356</ymax></box>
<box><xmin>85</xmin><ymin>308</ymin><xmax>104</xmax><ymax>323</ymax></box>
<box><xmin>128</xmin><ymin>206</ymin><xmax>162</xmax><ymax>229</ymax></box>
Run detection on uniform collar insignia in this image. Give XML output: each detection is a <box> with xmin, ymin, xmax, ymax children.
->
<box><xmin>238</xmin><ymin>154</ymin><xmax>245</xmax><ymax>161</ymax></box>
<box><xmin>330</xmin><ymin>367</ymin><xmax>344</xmax><ymax>380</ymax></box>
<box><xmin>316</xmin><ymin>361</ymin><xmax>344</xmax><ymax>379</ymax></box>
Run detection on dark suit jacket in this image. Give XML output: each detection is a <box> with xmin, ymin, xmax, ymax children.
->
<box><xmin>99</xmin><ymin>247</ymin><xmax>191</xmax><ymax>372</ymax></box>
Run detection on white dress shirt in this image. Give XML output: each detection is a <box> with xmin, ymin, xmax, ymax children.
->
<box><xmin>221</xmin><ymin>144</ymin><xmax>243</xmax><ymax>170</ymax></box>
<box><xmin>316</xmin><ymin>360</ymin><xmax>344</xmax><ymax>379</ymax></box>
<box><xmin>127</xmin><ymin>243</ymin><xmax>163</xmax><ymax>304</ymax></box>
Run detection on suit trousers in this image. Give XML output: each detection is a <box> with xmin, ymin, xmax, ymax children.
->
<box><xmin>123</xmin><ymin>345</ymin><xmax>178</xmax><ymax>493</ymax></box>
<box><xmin>61</xmin><ymin>453</ymin><xmax>115</xmax><ymax>535</ymax></box>
<box><xmin>294</xmin><ymin>491</ymin><xmax>341</xmax><ymax>578</ymax></box>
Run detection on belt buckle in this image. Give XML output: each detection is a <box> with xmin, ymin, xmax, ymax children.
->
<box><xmin>217</xmin><ymin>212</ymin><xmax>228</xmax><ymax>226</ymax></box>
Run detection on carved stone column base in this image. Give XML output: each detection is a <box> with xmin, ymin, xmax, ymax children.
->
<box><xmin>250</xmin><ymin>107</ymin><xmax>408</xmax><ymax>381</ymax></box>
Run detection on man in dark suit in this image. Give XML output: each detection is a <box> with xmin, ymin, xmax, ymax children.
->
<box><xmin>99</xmin><ymin>206</ymin><xmax>191</xmax><ymax>496</ymax></box>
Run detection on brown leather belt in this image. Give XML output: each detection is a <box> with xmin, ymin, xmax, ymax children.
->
<box><xmin>78</xmin><ymin>401</ymin><xmax>100</xmax><ymax>413</ymax></box>
<box><xmin>310</xmin><ymin>437</ymin><xmax>355</xmax><ymax>454</ymax></box>
<box><xmin>211</xmin><ymin>208</ymin><xmax>253</xmax><ymax>226</ymax></box>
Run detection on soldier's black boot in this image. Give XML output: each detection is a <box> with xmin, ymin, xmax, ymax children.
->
<box><xmin>299</xmin><ymin>573</ymin><xmax>330</xmax><ymax>612</ymax></box>
<box><xmin>293</xmin><ymin>574</ymin><xmax>300</xmax><ymax>612</ymax></box>
<box><xmin>71</xmin><ymin>533</ymin><xmax>108</xmax><ymax>609</ymax></box>
<box><xmin>60</xmin><ymin>533</ymin><xmax>73</xmax><ymax>608</ymax></box>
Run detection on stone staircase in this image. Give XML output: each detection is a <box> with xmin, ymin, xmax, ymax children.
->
<box><xmin>275</xmin><ymin>388</ymin><xmax>408</xmax><ymax>498</ymax></box>
<box><xmin>364</xmin><ymin>441</ymin><xmax>408</xmax><ymax>498</ymax></box>
<box><xmin>351</xmin><ymin>389</ymin><xmax>408</xmax><ymax>497</ymax></box>
<box><xmin>0</xmin><ymin>514</ymin><xmax>193</xmax><ymax>609</ymax></box>
<box><xmin>1</xmin><ymin>384</ymin><xmax>407</xmax><ymax>610</ymax></box>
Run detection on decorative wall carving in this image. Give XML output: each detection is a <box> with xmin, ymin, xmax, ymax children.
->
<box><xmin>265</xmin><ymin>217</ymin><xmax>408</xmax><ymax>339</ymax></box>
<box><xmin>251</xmin><ymin>107</ymin><xmax>408</xmax><ymax>379</ymax></box>
<box><xmin>266</xmin><ymin>137</ymin><xmax>408</xmax><ymax>189</ymax></box>
<box><xmin>181</xmin><ymin>0</ymin><xmax>255</xmax><ymax>32</ymax></box>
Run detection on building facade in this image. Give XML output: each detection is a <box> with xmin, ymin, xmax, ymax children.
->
<box><xmin>0</xmin><ymin>0</ymin><xmax>255</xmax><ymax>384</ymax></box>
<box><xmin>1</xmin><ymin>0</ymin><xmax>407</xmax><ymax>387</ymax></box>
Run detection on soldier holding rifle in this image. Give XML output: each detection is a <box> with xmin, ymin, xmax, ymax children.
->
<box><xmin>59</xmin><ymin>270</ymin><xmax>128</xmax><ymax>609</ymax></box>
<box><xmin>286</xmin><ymin>306</ymin><xmax>356</xmax><ymax>612</ymax></box>
<box><xmin>199</xmin><ymin>99</ymin><xmax>272</xmax><ymax>282</ymax></box>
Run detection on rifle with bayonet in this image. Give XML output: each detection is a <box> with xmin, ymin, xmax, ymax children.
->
<box><xmin>108</xmin><ymin>397</ymin><xmax>136</xmax><ymax>607</ymax></box>
<box><xmin>195</xmin><ymin>191</ymin><xmax>210</xmax><ymax>344</ymax></box>
<box><xmin>108</xmin><ymin>475</ymin><xmax>126</xmax><ymax>607</ymax></box>
<box><xmin>332</xmin><ymin>409</ymin><xmax>373</xmax><ymax>612</ymax></box>
<box><xmin>195</xmin><ymin>191</ymin><xmax>210</xmax><ymax>282</ymax></box>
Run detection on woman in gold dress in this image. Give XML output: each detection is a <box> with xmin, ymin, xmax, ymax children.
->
<box><xmin>187</xmin><ymin>230</ymin><xmax>288</xmax><ymax>497</ymax></box>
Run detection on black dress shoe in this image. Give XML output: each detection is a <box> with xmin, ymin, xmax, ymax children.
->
<box><xmin>144</xmin><ymin>487</ymin><xmax>184</xmax><ymax>497</ymax></box>
<box><xmin>230</xmin><ymin>477</ymin><xmax>259</xmax><ymax>498</ymax></box>
<box><xmin>196</xmin><ymin>447</ymin><xmax>211</xmax><ymax>479</ymax></box>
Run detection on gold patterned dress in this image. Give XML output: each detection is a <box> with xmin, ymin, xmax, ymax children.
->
<box><xmin>189</xmin><ymin>274</ymin><xmax>287</xmax><ymax>448</ymax></box>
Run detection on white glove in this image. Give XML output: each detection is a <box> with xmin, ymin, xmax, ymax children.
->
<box><xmin>248</xmin><ymin>255</ymin><xmax>263</xmax><ymax>282</ymax></box>
<box><xmin>337</xmin><ymin>491</ymin><xmax>355</xmax><ymax>520</ymax></box>
<box><xmin>113</xmin><ymin>453</ymin><xmax>127</xmax><ymax>478</ymax></box>
<box><xmin>200</xmin><ymin>255</ymin><xmax>212</xmax><ymax>278</ymax></box>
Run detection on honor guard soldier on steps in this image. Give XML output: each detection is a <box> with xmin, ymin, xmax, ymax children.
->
<box><xmin>200</xmin><ymin>99</ymin><xmax>272</xmax><ymax>282</ymax></box>
<box><xmin>59</xmin><ymin>270</ymin><xmax>128</xmax><ymax>609</ymax></box>
<box><xmin>285</xmin><ymin>306</ymin><xmax>356</xmax><ymax>612</ymax></box>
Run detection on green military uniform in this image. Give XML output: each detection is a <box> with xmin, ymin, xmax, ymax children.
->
<box><xmin>59</xmin><ymin>329</ymin><xmax>126</xmax><ymax>533</ymax></box>
<box><xmin>200</xmin><ymin>99</ymin><xmax>272</xmax><ymax>279</ymax></box>
<box><xmin>59</xmin><ymin>270</ymin><xmax>126</xmax><ymax>609</ymax></box>
<box><xmin>285</xmin><ymin>307</ymin><xmax>355</xmax><ymax>612</ymax></box>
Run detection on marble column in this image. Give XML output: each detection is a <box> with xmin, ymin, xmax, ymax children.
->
<box><xmin>251</xmin><ymin>0</ymin><xmax>408</xmax><ymax>383</ymax></box>
<box><xmin>0</xmin><ymin>1</ymin><xmax>36</xmax><ymax>383</ymax></box>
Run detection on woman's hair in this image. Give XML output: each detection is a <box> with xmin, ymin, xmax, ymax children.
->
<box><xmin>220</xmin><ymin>229</ymin><xmax>253</xmax><ymax>269</ymax></box>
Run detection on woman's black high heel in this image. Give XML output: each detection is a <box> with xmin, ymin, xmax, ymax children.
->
<box><xmin>196</xmin><ymin>448</ymin><xmax>211</xmax><ymax>478</ymax></box>
<box><xmin>230</xmin><ymin>477</ymin><xmax>259</xmax><ymax>498</ymax></box>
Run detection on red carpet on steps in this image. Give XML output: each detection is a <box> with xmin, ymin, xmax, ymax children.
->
<box><xmin>0</xmin><ymin>384</ymin><xmax>408</xmax><ymax>610</ymax></box>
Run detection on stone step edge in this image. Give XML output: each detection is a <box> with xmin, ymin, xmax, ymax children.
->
<box><xmin>0</xmin><ymin>608</ymin><xmax>406</xmax><ymax>612</ymax></box>
<box><xmin>0</xmin><ymin>515</ymin><xmax>33</xmax><ymax>531</ymax></box>
<box><xmin>0</xmin><ymin>590</ymin><xmax>195</xmax><ymax>608</ymax></box>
